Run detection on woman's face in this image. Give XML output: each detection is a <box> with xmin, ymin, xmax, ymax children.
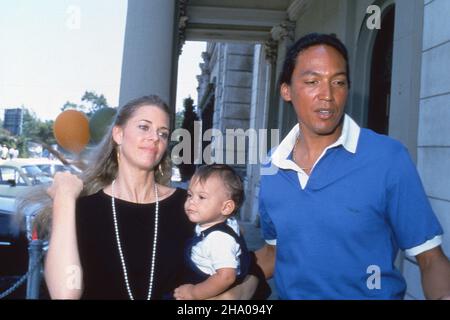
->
<box><xmin>113</xmin><ymin>105</ymin><xmax>170</xmax><ymax>171</ymax></box>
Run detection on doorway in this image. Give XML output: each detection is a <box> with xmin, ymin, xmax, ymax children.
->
<box><xmin>367</xmin><ymin>5</ymin><xmax>395</xmax><ymax>134</ymax></box>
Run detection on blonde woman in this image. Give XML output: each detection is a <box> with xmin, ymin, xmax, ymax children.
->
<box><xmin>27</xmin><ymin>95</ymin><xmax>260</xmax><ymax>299</ymax></box>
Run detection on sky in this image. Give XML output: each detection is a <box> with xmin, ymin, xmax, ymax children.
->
<box><xmin>177</xmin><ymin>41</ymin><xmax>206</xmax><ymax>113</ymax></box>
<box><xmin>0</xmin><ymin>0</ymin><xmax>205</xmax><ymax>121</ymax></box>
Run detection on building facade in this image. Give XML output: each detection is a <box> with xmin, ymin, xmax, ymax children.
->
<box><xmin>3</xmin><ymin>108</ymin><xmax>23</xmax><ymax>136</ymax></box>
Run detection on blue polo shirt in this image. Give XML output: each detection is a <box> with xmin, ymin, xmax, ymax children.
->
<box><xmin>259</xmin><ymin>116</ymin><xmax>443</xmax><ymax>299</ymax></box>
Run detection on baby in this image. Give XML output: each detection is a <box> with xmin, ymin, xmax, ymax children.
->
<box><xmin>174</xmin><ymin>164</ymin><xmax>250</xmax><ymax>300</ymax></box>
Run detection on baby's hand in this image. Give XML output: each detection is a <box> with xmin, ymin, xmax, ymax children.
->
<box><xmin>174</xmin><ymin>284</ymin><xmax>196</xmax><ymax>300</ymax></box>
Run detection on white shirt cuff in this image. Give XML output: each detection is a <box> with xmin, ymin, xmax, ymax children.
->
<box><xmin>405</xmin><ymin>235</ymin><xmax>442</xmax><ymax>257</ymax></box>
<box><xmin>265</xmin><ymin>239</ymin><xmax>277</xmax><ymax>246</ymax></box>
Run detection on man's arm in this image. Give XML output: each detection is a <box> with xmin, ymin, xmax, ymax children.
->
<box><xmin>416</xmin><ymin>246</ymin><xmax>450</xmax><ymax>299</ymax></box>
<box><xmin>255</xmin><ymin>244</ymin><xmax>276</xmax><ymax>279</ymax></box>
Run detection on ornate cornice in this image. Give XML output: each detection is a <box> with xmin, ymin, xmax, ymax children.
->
<box><xmin>270</xmin><ymin>20</ymin><xmax>296</xmax><ymax>42</ymax></box>
<box><xmin>264</xmin><ymin>38</ymin><xmax>278</xmax><ymax>65</ymax></box>
<box><xmin>270</xmin><ymin>20</ymin><xmax>295</xmax><ymax>41</ymax></box>
<box><xmin>265</xmin><ymin>19</ymin><xmax>296</xmax><ymax>65</ymax></box>
<box><xmin>177</xmin><ymin>0</ymin><xmax>189</xmax><ymax>55</ymax></box>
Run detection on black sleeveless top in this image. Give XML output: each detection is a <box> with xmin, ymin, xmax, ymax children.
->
<box><xmin>76</xmin><ymin>188</ymin><xmax>193</xmax><ymax>299</ymax></box>
<box><xmin>183</xmin><ymin>221</ymin><xmax>251</xmax><ymax>286</ymax></box>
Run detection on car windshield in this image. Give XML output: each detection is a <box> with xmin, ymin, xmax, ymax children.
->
<box><xmin>36</xmin><ymin>164</ymin><xmax>51</xmax><ymax>172</ymax></box>
<box><xmin>21</xmin><ymin>165</ymin><xmax>53</xmax><ymax>184</ymax></box>
<box><xmin>21</xmin><ymin>165</ymin><xmax>42</xmax><ymax>176</ymax></box>
<box><xmin>54</xmin><ymin>165</ymin><xmax>68</xmax><ymax>172</ymax></box>
<box><xmin>33</xmin><ymin>175</ymin><xmax>53</xmax><ymax>184</ymax></box>
<box><xmin>36</xmin><ymin>164</ymin><xmax>72</xmax><ymax>176</ymax></box>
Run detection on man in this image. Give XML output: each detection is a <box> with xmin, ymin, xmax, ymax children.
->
<box><xmin>256</xmin><ymin>33</ymin><xmax>450</xmax><ymax>299</ymax></box>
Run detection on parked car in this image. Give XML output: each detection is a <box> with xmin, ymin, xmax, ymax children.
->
<box><xmin>24</xmin><ymin>158</ymin><xmax>81</xmax><ymax>177</ymax></box>
<box><xmin>0</xmin><ymin>159</ymin><xmax>53</xmax><ymax>198</ymax></box>
<box><xmin>0</xmin><ymin>196</ymin><xmax>28</xmax><ymax>299</ymax></box>
<box><xmin>0</xmin><ymin>196</ymin><xmax>49</xmax><ymax>299</ymax></box>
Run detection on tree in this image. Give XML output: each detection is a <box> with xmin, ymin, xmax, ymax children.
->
<box><xmin>60</xmin><ymin>91</ymin><xmax>109</xmax><ymax>117</ymax></box>
<box><xmin>0</xmin><ymin>127</ymin><xmax>13</xmax><ymax>146</ymax></box>
<box><xmin>175</xmin><ymin>110</ymin><xmax>184</xmax><ymax>129</ymax></box>
<box><xmin>19</xmin><ymin>109</ymin><xmax>55</xmax><ymax>157</ymax></box>
<box><xmin>178</xmin><ymin>97</ymin><xmax>199</xmax><ymax>181</ymax></box>
<box><xmin>81</xmin><ymin>91</ymin><xmax>109</xmax><ymax>116</ymax></box>
<box><xmin>22</xmin><ymin>109</ymin><xmax>54</xmax><ymax>142</ymax></box>
<box><xmin>61</xmin><ymin>101</ymin><xmax>84</xmax><ymax>112</ymax></box>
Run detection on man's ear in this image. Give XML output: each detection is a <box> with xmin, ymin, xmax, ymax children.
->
<box><xmin>221</xmin><ymin>200</ymin><xmax>236</xmax><ymax>217</ymax></box>
<box><xmin>112</xmin><ymin>125</ymin><xmax>123</xmax><ymax>145</ymax></box>
<box><xmin>280</xmin><ymin>83</ymin><xmax>292</xmax><ymax>102</ymax></box>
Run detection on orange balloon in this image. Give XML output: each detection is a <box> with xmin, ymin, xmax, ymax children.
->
<box><xmin>53</xmin><ymin>110</ymin><xmax>90</xmax><ymax>154</ymax></box>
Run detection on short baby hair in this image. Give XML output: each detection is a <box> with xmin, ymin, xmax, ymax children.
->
<box><xmin>193</xmin><ymin>164</ymin><xmax>245</xmax><ymax>214</ymax></box>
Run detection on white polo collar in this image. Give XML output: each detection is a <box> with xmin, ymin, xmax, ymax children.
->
<box><xmin>271</xmin><ymin>114</ymin><xmax>361</xmax><ymax>171</ymax></box>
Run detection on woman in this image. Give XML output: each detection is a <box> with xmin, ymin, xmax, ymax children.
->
<box><xmin>33</xmin><ymin>95</ymin><xmax>259</xmax><ymax>299</ymax></box>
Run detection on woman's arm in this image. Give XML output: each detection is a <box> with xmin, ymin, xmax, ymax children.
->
<box><xmin>44</xmin><ymin>172</ymin><xmax>84</xmax><ymax>299</ymax></box>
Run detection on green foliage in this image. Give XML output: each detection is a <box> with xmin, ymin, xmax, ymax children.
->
<box><xmin>26</xmin><ymin>110</ymin><xmax>53</xmax><ymax>156</ymax></box>
<box><xmin>181</xmin><ymin>97</ymin><xmax>197</xmax><ymax>128</ymax></box>
<box><xmin>82</xmin><ymin>91</ymin><xmax>109</xmax><ymax>116</ymax></box>
<box><xmin>60</xmin><ymin>91</ymin><xmax>109</xmax><ymax>117</ymax></box>
<box><xmin>0</xmin><ymin>109</ymin><xmax>55</xmax><ymax>157</ymax></box>
<box><xmin>0</xmin><ymin>127</ymin><xmax>14</xmax><ymax>145</ymax></box>
<box><xmin>61</xmin><ymin>101</ymin><xmax>84</xmax><ymax>112</ymax></box>
<box><xmin>174</xmin><ymin>111</ymin><xmax>184</xmax><ymax>129</ymax></box>
<box><xmin>1</xmin><ymin>113</ymin><xmax>16</xmax><ymax>155</ymax></box>
<box><xmin>21</xmin><ymin>109</ymin><xmax>55</xmax><ymax>143</ymax></box>
<box><xmin>178</xmin><ymin>97</ymin><xmax>199</xmax><ymax>181</ymax></box>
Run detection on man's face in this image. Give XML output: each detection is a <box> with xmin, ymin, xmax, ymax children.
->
<box><xmin>281</xmin><ymin>44</ymin><xmax>348</xmax><ymax>138</ymax></box>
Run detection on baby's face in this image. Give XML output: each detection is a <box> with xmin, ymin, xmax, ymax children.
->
<box><xmin>184</xmin><ymin>175</ymin><xmax>232</xmax><ymax>228</ymax></box>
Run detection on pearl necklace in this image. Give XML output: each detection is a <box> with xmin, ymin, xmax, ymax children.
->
<box><xmin>111</xmin><ymin>180</ymin><xmax>159</xmax><ymax>300</ymax></box>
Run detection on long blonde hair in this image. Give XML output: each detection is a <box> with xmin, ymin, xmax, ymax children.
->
<box><xmin>17</xmin><ymin>95</ymin><xmax>173</xmax><ymax>240</ymax></box>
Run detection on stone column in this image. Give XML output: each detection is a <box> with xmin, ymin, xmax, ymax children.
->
<box><xmin>270</xmin><ymin>20</ymin><xmax>297</xmax><ymax>138</ymax></box>
<box><xmin>119</xmin><ymin>0</ymin><xmax>178</xmax><ymax>109</ymax></box>
<box><xmin>242</xmin><ymin>44</ymin><xmax>268</xmax><ymax>223</ymax></box>
<box><xmin>243</xmin><ymin>39</ymin><xmax>280</xmax><ymax>224</ymax></box>
<box><xmin>264</xmin><ymin>38</ymin><xmax>280</xmax><ymax>134</ymax></box>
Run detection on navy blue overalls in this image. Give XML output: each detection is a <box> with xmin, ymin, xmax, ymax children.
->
<box><xmin>183</xmin><ymin>221</ymin><xmax>251</xmax><ymax>287</ymax></box>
